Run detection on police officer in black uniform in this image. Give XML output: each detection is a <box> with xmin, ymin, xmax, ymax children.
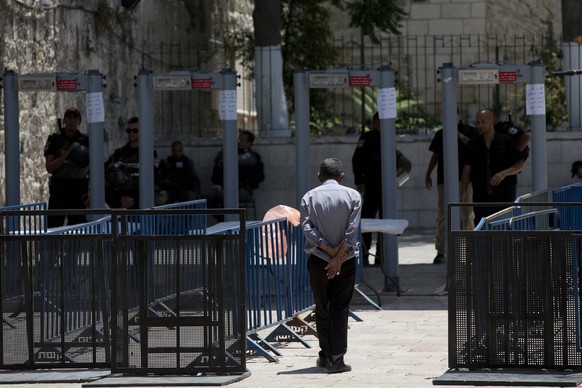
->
<box><xmin>352</xmin><ymin>112</ymin><xmax>410</xmax><ymax>266</ymax></box>
<box><xmin>104</xmin><ymin>117</ymin><xmax>164</xmax><ymax>209</ymax></box>
<box><xmin>158</xmin><ymin>140</ymin><xmax>201</xmax><ymax>203</ymax></box>
<box><xmin>104</xmin><ymin>117</ymin><xmax>141</xmax><ymax>209</ymax></box>
<box><xmin>44</xmin><ymin>107</ymin><xmax>89</xmax><ymax>227</ymax></box>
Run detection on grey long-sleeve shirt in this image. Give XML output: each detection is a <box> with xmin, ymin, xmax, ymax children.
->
<box><xmin>300</xmin><ymin>179</ymin><xmax>362</xmax><ymax>263</ymax></box>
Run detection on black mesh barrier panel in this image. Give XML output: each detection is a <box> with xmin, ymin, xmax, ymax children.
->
<box><xmin>0</xmin><ymin>236</ymin><xmax>111</xmax><ymax>368</ymax></box>
<box><xmin>1</xmin><ymin>208</ymin><xmax>246</xmax><ymax>375</ymax></box>
<box><xmin>449</xmin><ymin>231</ymin><xmax>582</xmax><ymax>369</ymax></box>
<box><xmin>111</xmin><ymin>234</ymin><xmax>246</xmax><ymax>374</ymax></box>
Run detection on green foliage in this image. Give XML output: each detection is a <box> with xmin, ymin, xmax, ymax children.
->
<box><xmin>502</xmin><ymin>49</ymin><xmax>568</xmax><ymax>131</ymax></box>
<box><xmin>330</xmin><ymin>0</ymin><xmax>407</xmax><ymax>42</ymax></box>
<box><xmin>541</xmin><ymin>50</ymin><xmax>568</xmax><ymax>130</ymax></box>
<box><xmin>281</xmin><ymin>0</ymin><xmax>339</xmax><ymax>114</ymax></box>
<box><xmin>352</xmin><ymin>86</ymin><xmax>437</xmax><ymax>133</ymax></box>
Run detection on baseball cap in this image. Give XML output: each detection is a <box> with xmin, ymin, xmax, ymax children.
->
<box><xmin>571</xmin><ymin>160</ymin><xmax>582</xmax><ymax>178</ymax></box>
<box><xmin>64</xmin><ymin>107</ymin><xmax>81</xmax><ymax>119</ymax></box>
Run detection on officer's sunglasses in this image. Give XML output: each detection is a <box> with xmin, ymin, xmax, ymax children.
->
<box><xmin>126</xmin><ymin>128</ymin><xmax>139</xmax><ymax>134</ymax></box>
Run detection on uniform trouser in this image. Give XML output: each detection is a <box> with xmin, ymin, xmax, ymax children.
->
<box><xmin>48</xmin><ymin>178</ymin><xmax>89</xmax><ymax>228</ymax></box>
<box><xmin>361</xmin><ymin>186</ymin><xmax>382</xmax><ymax>264</ymax></box>
<box><xmin>473</xmin><ymin>186</ymin><xmax>517</xmax><ymax>225</ymax></box>
<box><xmin>308</xmin><ymin>255</ymin><xmax>356</xmax><ymax>362</ymax></box>
<box><xmin>435</xmin><ymin>183</ymin><xmax>474</xmax><ymax>256</ymax></box>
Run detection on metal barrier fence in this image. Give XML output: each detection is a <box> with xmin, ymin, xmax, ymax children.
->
<box><xmin>0</xmin><ymin>208</ymin><xmax>246</xmax><ymax>375</ymax></box>
<box><xmin>1</xmin><ymin>201</ymin><xmax>369</xmax><ymax>368</ymax></box>
<box><xmin>450</xmin><ymin>184</ymin><xmax>582</xmax><ymax>369</ymax></box>
<box><xmin>110</xmin><ymin>210</ymin><xmax>246</xmax><ymax>374</ymax></box>
<box><xmin>552</xmin><ymin>183</ymin><xmax>582</xmax><ymax>230</ymax></box>
<box><xmin>448</xmin><ymin>230</ymin><xmax>582</xmax><ymax>369</ymax></box>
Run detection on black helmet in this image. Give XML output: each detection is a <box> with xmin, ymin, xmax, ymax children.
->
<box><xmin>106</xmin><ymin>162</ymin><xmax>132</xmax><ymax>189</ymax></box>
<box><xmin>69</xmin><ymin>145</ymin><xmax>89</xmax><ymax>168</ymax></box>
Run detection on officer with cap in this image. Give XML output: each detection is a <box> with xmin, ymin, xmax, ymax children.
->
<box><xmin>44</xmin><ymin>107</ymin><xmax>90</xmax><ymax>227</ymax></box>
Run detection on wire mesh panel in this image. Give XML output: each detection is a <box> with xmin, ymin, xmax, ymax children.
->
<box><xmin>111</xmin><ymin>218</ymin><xmax>246</xmax><ymax>374</ymax></box>
<box><xmin>0</xmin><ymin>234</ymin><xmax>110</xmax><ymax>368</ymax></box>
<box><xmin>449</xmin><ymin>230</ymin><xmax>582</xmax><ymax>369</ymax></box>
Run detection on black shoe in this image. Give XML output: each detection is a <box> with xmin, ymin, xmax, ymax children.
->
<box><xmin>433</xmin><ymin>253</ymin><xmax>445</xmax><ymax>264</ymax></box>
<box><xmin>326</xmin><ymin>359</ymin><xmax>352</xmax><ymax>374</ymax></box>
<box><xmin>316</xmin><ymin>356</ymin><xmax>326</xmax><ymax>368</ymax></box>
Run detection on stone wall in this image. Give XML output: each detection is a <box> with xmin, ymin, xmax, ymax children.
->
<box><xmin>0</xmin><ymin>0</ymin><xmax>249</xmax><ymax>206</ymax></box>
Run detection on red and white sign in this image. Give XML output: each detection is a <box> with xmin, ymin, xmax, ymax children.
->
<box><xmin>499</xmin><ymin>71</ymin><xmax>517</xmax><ymax>83</ymax></box>
<box><xmin>192</xmin><ymin>78</ymin><xmax>213</xmax><ymax>89</ymax></box>
<box><xmin>56</xmin><ymin>79</ymin><xmax>78</xmax><ymax>91</ymax></box>
<box><xmin>349</xmin><ymin>75</ymin><xmax>372</xmax><ymax>87</ymax></box>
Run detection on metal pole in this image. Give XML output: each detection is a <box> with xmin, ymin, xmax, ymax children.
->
<box><xmin>137</xmin><ymin>70</ymin><xmax>154</xmax><ymax>209</ymax></box>
<box><xmin>294</xmin><ymin>69</ymin><xmax>310</xmax><ymax>206</ymax></box>
<box><xmin>441</xmin><ymin>63</ymin><xmax>461</xmax><ymax>231</ymax></box>
<box><xmin>222</xmin><ymin>68</ymin><xmax>239</xmax><ymax>222</ymax></box>
<box><xmin>529</xmin><ymin>59</ymin><xmax>548</xmax><ymax>191</ymax></box>
<box><xmin>3</xmin><ymin>69</ymin><xmax>20</xmax><ymax>205</ymax></box>
<box><xmin>87</xmin><ymin>70</ymin><xmax>105</xmax><ymax>210</ymax></box>
<box><xmin>378</xmin><ymin>64</ymin><xmax>400</xmax><ymax>293</ymax></box>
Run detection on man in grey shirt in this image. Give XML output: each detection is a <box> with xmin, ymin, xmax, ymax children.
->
<box><xmin>300</xmin><ymin>158</ymin><xmax>362</xmax><ymax>374</ymax></box>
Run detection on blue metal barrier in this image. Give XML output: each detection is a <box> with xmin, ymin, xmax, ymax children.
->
<box><xmin>0</xmin><ymin>202</ymin><xmax>48</xmax><ymax>235</ymax></box>
<box><xmin>552</xmin><ymin>183</ymin><xmax>582</xmax><ymax>230</ymax></box>
<box><xmin>124</xmin><ymin>199</ymin><xmax>208</xmax><ymax>235</ymax></box>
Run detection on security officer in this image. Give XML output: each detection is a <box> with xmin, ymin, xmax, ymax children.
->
<box><xmin>44</xmin><ymin>107</ymin><xmax>89</xmax><ymax>227</ymax></box>
<box><xmin>352</xmin><ymin>112</ymin><xmax>410</xmax><ymax>266</ymax></box>
<box><xmin>104</xmin><ymin>117</ymin><xmax>141</xmax><ymax>209</ymax></box>
<box><xmin>104</xmin><ymin>117</ymin><xmax>164</xmax><ymax>208</ymax></box>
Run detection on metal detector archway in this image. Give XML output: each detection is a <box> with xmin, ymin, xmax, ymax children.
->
<box><xmin>136</xmin><ymin>69</ymin><xmax>238</xmax><ymax>216</ymax></box>
<box><xmin>2</xmin><ymin>69</ymin><xmax>106</xmax><ymax>209</ymax></box>
<box><xmin>440</xmin><ymin>61</ymin><xmax>547</xmax><ymax>230</ymax></box>
<box><xmin>294</xmin><ymin>64</ymin><xmax>403</xmax><ymax>293</ymax></box>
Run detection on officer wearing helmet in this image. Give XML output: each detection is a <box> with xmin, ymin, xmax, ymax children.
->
<box><xmin>44</xmin><ymin>107</ymin><xmax>90</xmax><ymax>227</ymax></box>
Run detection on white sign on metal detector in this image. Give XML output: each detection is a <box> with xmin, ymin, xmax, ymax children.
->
<box><xmin>152</xmin><ymin>74</ymin><xmax>191</xmax><ymax>90</ymax></box>
<box><xmin>308</xmin><ymin>72</ymin><xmax>349</xmax><ymax>88</ymax></box>
<box><xmin>458</xmin><ymin>68</ymin><xmax>499</xmax><ymax>84</ymax></box>
<box><xmin>18</xmin><ymin>75</ymin><xmax>57</xmax><ymax>91</ymax></box>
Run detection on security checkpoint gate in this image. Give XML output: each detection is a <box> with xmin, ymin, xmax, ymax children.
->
<box><xmin>136</xmin><ymin>70</ymin><xmax>239</xmax><ymax>216</ymax></box>
<box><xmin>294</xmin><ymin>65</ymin><xmax>402</xmax><ymax>293</ymax></box>
<box><xmin>439</xmin><ymin>61</ymin><xmax>548</xmax><ymax>230</ymax></box>
<box><xmin>442</xmin><ymin>62</ymin><xmax>557</xmax><ymax>369</ymax></box>
<box><xmin>2</xmin><ymin>70</ymin><xmax>106</xmax><ymax>210</ymax></box>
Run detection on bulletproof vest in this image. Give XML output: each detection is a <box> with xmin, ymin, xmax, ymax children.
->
<box><xmin>50</xmin><ymin>133</ymin><xmax>89</xmax><ymax>180</ymax></box>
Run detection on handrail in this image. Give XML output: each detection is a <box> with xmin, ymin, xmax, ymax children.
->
<box><xmin>507</xmin><ymin>208</ymin><xmax>560</xmax><ymax>230</ymax></box>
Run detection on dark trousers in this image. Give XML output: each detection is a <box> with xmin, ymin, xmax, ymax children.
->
<box><xmin>48</xmin><ymin>178</ymin><xmax>88</xmax><ymax>227</ymax></box>
<box><xmin>308</xmin><ymin>254</ymin><xmax>356</xmax><ymax>361</ymax></box>
<box><xmin>361</xmin><ymin>186</ymin><xmax>382</xmax><ymax>264</ymax></box>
